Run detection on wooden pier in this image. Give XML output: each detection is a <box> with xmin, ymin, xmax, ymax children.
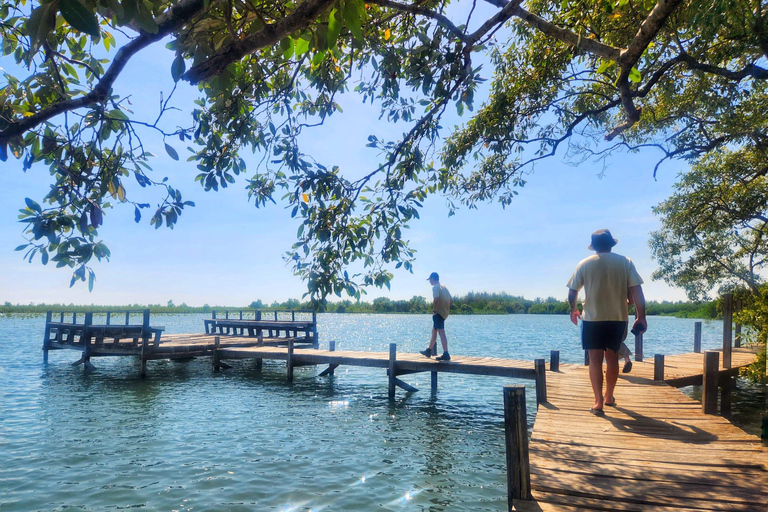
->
<box><xmin>512</xmin><ymin>350</ymin><xmax>768</xmax><ymax>511</ymax></box>
<box><xmin>42</xmin><ymin>310</ymin><xmax>766</xmax><ymax>510</ymax></box>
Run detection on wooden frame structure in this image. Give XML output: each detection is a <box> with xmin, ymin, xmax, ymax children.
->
<box><xmin>203</xmin><ymin>309</ymin><xmax>318</xmax><ymax>348</ymax></box>
<box><xmin>43</xmin><ymin>309</ymin><xmax>164</xmax><ymax>376</ymax></box>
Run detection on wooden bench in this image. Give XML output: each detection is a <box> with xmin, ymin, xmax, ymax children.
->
<box><xmin>204</xmin><ymin>309</ymin><xmax>317</xmax><ymax>347</ymax></box>
<box><xmin>44</xmin><ymin>310</ymin><xmax>164</xmax><ymax>354</ymax></box>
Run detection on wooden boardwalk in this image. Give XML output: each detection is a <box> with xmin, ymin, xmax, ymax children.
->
<box><xmin>515</xmin><ymin>348</ymin><xmax>768</xmax><ymax>511</ymax></box>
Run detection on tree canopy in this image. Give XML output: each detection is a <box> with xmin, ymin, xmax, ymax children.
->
<box><xmin>2</xmin><ymin>0</ymin><xmax>767</xmax><ymax>302</ymax></box>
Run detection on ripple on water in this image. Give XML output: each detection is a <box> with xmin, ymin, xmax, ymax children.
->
<box><xmin>0</xmin><ymin>313</ymin><xmax>760</xmax><ymax>511</ymax></box>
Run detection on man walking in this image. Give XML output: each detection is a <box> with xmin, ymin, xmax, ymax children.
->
<box><xmin>420</xmin><ymin>272</ymin><xmax>453</xmax><ymax>361</ymax></box>
<box><xmin>567</xmin><ymin>230</ymin><xmax>646</xmax><ymax>415</ymax></box>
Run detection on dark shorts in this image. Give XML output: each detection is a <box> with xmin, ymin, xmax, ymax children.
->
<box><xmin>432</xmin><ymin>313</ymin><xmax>445</xmax><ymax>330</ymax></box>
<box><xmin>581</xmin><ymin>321</ymin><xmax>626</xmax><ymax>352</ymax></box>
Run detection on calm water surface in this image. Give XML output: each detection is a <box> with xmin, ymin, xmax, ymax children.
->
<box><xmin>0</xmin><ymin>314</ymin><xmax>763</xmax><ymax>511</ymax></box>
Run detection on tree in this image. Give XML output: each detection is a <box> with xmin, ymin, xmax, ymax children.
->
<box><xmin>650</xmin><ymin>149</ymin><xmax>768</xmax><ymax>300</ymax></box>
<box><xmin>651</xmin><ymin>151</ymin><xmax>768</xmax><ymax>381</ymax></box>
<box><xmin>3</xmin><ymin>0</ymin><xmax>767</xmax><ymax>301</ymax></box>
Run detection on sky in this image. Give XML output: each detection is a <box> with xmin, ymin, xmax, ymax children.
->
<box><xmin>0</xmin><ymin>11</ymin><xmax>691</xmax><ymax>307</ymax></box>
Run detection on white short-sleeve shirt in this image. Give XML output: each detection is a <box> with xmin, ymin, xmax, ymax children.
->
<box><xmin>567</xmin><ymin>252</ymin><xmax>643</xmax><ymax>322</ymax></box>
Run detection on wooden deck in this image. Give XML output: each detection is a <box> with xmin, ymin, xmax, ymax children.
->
<box><xmin>627</xmin><ymin>347</ymin><xmax>758</xmax><ymax>386</ymax></box>
<box><xmin>217</xmin><ymin>345</ymin><xmax>538</xmax><ymax>378</ymax></box>
<box><xmin>515</xmin><ymin>348</ymin><xmax>768</xmax><ymax>511</ymax></box>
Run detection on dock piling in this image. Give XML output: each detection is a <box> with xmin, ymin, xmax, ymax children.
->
<box><xmin>550</xmin><ymin>350</ymin><xmax>559</xmax><ymax>372</ymax></box>
<box><xmin>694</xmin><ymin>321</ymin><xmax>702</xmax><ymax>353</ymax></box>
<box><xmin>635</xmin><ymin>331</ymin><xmax>644</xmax><ymax>362</ymax></box>
<box><xmin>654</xmin><ymin>354</ymin><xmax>665</xmax><ymax>381</ymax></box>
<box><xmin>503</xmin><ymin>385</ymin><xmax>532</xmax><ymax>506</ymax></box>
<box><xmin>287</xmin><ymin>338</ymin><xmax>294</xmax><ymax>382</ymax></box>
<box><xmin>534</xmin><ymin>359</ymin><xmax>547</xmax><ymax>405</ymax></box>
<box><xmin>388</xmin><ymin>344</ymin><xmax>397</xmax><ymax>399</ymax></box>
<box><xmin>703</xmin><ymin>351</ymin><xmax>719</xmax><ymax>414</ymax></box>
<box><xmin>723</xmin><ymin>293</ymin><xmax>733</xmax><ymax>368</ymax></box>
<box><xmin>43</xmin><ymin>311</ymin><xmax>52</xmax><ymax>363</ymax></box>
<box><xmin>213</xmin><ymin>336</ymin><xmax>221</xmax><ymax>371</ymax></box>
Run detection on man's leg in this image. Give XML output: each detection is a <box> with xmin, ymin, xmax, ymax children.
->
<box><xmin>437</xmin><ymin>329</ymin><xmax>448</xmax><ymax>353</ymax></box>
<box><xmin>428</xmin><ymin>329</ymin><xmax>438</xmax><ymax>351</ymax></box>
<box><xmin>588</xmin><ymin>349</ymin><xmax>605</xmax><ymax>410</ymax></box>
<box><xmin>604</xmin><ymin>348</ymin><xmax>620</xmax><ymax>403</ymax></box>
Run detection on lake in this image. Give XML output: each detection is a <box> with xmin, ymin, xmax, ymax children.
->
<box><xmin>1</xmin><ymin>313</ymin><xmax>764</xmax><ymax>511</ymax></box>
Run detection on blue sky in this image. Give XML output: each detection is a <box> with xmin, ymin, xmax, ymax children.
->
<box><xmin>0</xmin><ymin>18</ymin><xmax>689</xmax><ymax>307</ymax></box>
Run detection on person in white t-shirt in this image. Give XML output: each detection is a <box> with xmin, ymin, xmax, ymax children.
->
<box><xmin>419</xmin><ymin>272</ymin><xmax>453</xmax><ymax>361</ymax></box>
<box><xmin>567</xmin><ymin>229</ymin><xmax>647</xmax><ymax>415</ymax></box>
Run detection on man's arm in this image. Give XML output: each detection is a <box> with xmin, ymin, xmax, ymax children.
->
<box><xmin>433</xmin><ymin>297</ymin><xmax>439</xmax><ymax>314</ymax></box>
<box><xmin>568</xmin><ymin>288</ymin><xmax>581</xmax><ymax>325</ymax></box>
<box><xmin>629</xmin><ymin>285</ymin><xmax>647</xmax><ymax>332</ymax></box>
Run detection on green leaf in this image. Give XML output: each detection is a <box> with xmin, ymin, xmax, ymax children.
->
<box><xmin>59</xmin><ymin>0</ymin><xmax>100</xmax><ymax>37</ymax></box>
<box><xmin>327</xmin><ymin>8</ymin><xmax>342</xmax><ymax>47</ymax></box>
<box><xmin>171</xmin><ymin>55</ymin><xmax>186</xmax><ymax>82</ymax></box>
<box><xmin>596</xmin><ymin>59</ymin><xmax>615</xmax><ymax>74</ymax></box>
<box><xmin>25</xmin><ymin>198</ymin><xmax>42</xmax><ymax>212</ymax></box>
<box><xmin>134</xmin><ymin>1</ymin><xmax>158</xmax><ymax>34</ymax></box>
<box><xmin>342</xmin><ymin>0</ymin><xmax>364</xmax><ymax>42</ymax></box>
<box><xmin>295</xmin><ymin>34</ymin><xmax>311</xmax><ymax>56</ymax></box>
<box><xmin>25</xmin><ymin>1</ymin><xmax>59</xmax><ymax>56</ymax></box>
<box><xmin>629</xmin><ymin>67</ymin><xmax>642</xmax><ymax>83</ymax></box>
<box><xmin>280</xmin><ymin>37</ymin><xmax>294</xmax><ymax>59</ymax></box>
<box><xmin>165</xmin><ymin>143</ymin><xmax>179</xmax><ymax>160</ymax></box>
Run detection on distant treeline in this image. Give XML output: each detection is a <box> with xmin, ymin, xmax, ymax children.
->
<box><xmin>1</xmin><ymin>293</ymin><xmax>720</xmax><ymax>319</ymax></box>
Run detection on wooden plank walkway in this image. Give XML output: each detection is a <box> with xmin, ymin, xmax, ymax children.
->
<box><xmin>515</xmin><ymin>349</ymin><xmax>768</xmax><ymax>511</ymax></box>
<box><xmin>217</xmin><ymin>345</ymin><xmax>538</xmax><ymax>378</ymax></box>
<box><xmin>627</xmin><ymin>347</ymin><xmax>759</xmax><ymax>386</ymax></box>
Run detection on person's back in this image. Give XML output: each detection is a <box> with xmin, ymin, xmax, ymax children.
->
<box><xmin>574</xmin><ymin>252</ymin><xmax>639</xmax><ymax>322</ymax></box>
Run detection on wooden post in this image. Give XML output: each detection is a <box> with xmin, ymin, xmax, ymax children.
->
<box><xmin>388</xmin><ymin>343</ymin><xmax>397</xmax><ymax>399</ymax></box>
<box><xmin>83</xmin><ymin>313</ymin><xmax>93</xmax><ymax>367</ymax></box>
<box><xmin>634</xmin><ymin>331</ymin><xmax>644</xmax><ymax>362</ymax></box>
<box><xmin>125</xmin><ymin>311</ymin><xmax>130</xmax><ymax>325</ymax></box>
<box><xmin>43</xmin><ymin>311</ymin><xmax>52</xmax><ymax>363</ymax></box>
<box><xmin>504</xmin><ymin>385</ymin><xmax>532</xmax><ymax>506</ymax></box>
<box><xmin>723</xmin><ymin>293</ymin><xmax>733</xmax><ymax>369</ymax></box>
<box><xmin>694</xmin><ymin>321</ymin><xmax>702</xmax><ymax>353</ymax></box>
<box><xmin>550</xmin><ymin>350</ymin><xmax>560</xmax><ymax>372</ymax></box>
<box><xmin>703</xmin><ymin>351</ymin><xmax>719</xmax><ymax>414</ymax></box>
<box><xmin>720</xmin><ymin>375</ymin><xmax>732</xmax><ymax>418</ymax></box>
<box><xmin>534</xmin><ymin>359</ymin><xmax>547</xmax><ymax>405</ymax></box>
<box><xmin>312</xmin><ymin>311</ymin><xmax>318</xmax><ymax>349</ymax></box>
<box><xmin>734</xmin><ymin>298</ymin><xmax>742</xmax><ymax>348</ymax></box>
<box><xmin>59</xmin><ymin>312</ymin><xmax>64</xmax><ymax>323</ymax></box>
<box><xmin>256</xmin><ymin>310</ymin><xmax>262</xmax><ymax>321</ymax></box>
<box><xmin>292</xmin><ymin>310</ymin><xmax>295</xmax><ymax>321</ymax></box>
<box><xmin>274</xmin><ymin>310</ymin><xmax>278</xmax><ymax>321</ymax></box>
<box><xmin>584</xmin><ymin>350</ymin><xmax>589</xmax><ymax>366</ymax></box>
<box><xmin>431</xmin><ymin>371</ymin><xmax>438</xmax><ymax>393</ymax></box>
<box><xmin>286</xmin><ymin>338</ymin><xmax>294</xmax><ymax>382</ymax></box>
<box><xmin>72</xmin><ymin>312</ymin><xmax>76</xmax><ymax>324</ymax></box>
<box><xmin>106</xmin><ymin>311</ymin><xmax>111</xmax><ymax>325</ymax></box>
<box><xmin>653</xmin><ymin>354</ymin><xmax>664</xmax><ymax>381</ymax></box>
<box><xmin>213</xmin><ymin>336</ymin><xmax>221</xmax><ymax>371</ymax></box>
<box><xmin>225</xmin><ymin>310</ymin><xmax>229</xmax><ymax>320</ymax></box>
<box><xmin>142</xmin><ymin>309</ymin><xmax>150</xmax><ymax>340</ymax></box>
<box><xmin>328</xmin><ymin>340</ymin><xmax>336</xmax><ymax>376</ymax></box>
<box><xmin>212</xmin><ymin>310</ymin><xmax>217</xmax><ymax>319</ymax></box>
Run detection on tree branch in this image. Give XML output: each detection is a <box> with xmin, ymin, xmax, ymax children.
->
<box><xmin>0</xmin><ymin>0</ymin><xmax>206</xmax><ymax>147</ymax></box>
<box><xmin>183</xmin><ymin>0</ymin><xmax>336</xmax><ymax>84</ymax></box>
<box><xmin>366</xmin><ymin>0</ymin><xmax>468</xmax><ymax>42</ymax></box>
<box><xmin>513</xmin><ymin>7</ymin><xmax>621</xmax><ymax>61</ymax></box>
